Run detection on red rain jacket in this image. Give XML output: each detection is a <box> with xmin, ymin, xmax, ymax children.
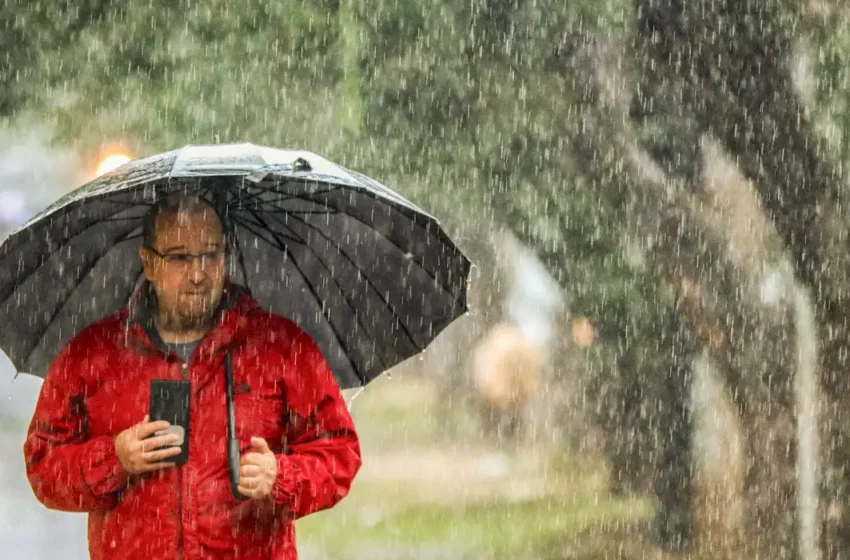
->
<box><xmin>23</xmin><ymin>284</ymin><xmax>362</xmax><ymax>559</ymax></box>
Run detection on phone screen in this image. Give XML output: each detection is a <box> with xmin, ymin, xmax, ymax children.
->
<box><xmin>149</xmin><ymin>379</ymin><xmax>192</xmax><ymax>466</ymax></box>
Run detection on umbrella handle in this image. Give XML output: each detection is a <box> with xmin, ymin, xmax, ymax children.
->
<box><xmin>225</xmin><ymin>352</ymin><xmax>248</xmax><ymax>501</ymax></box>
<box><xmin>228</xmin><ymin>438</ymin><xmax>243</xmax><ymax>500</ymax></box>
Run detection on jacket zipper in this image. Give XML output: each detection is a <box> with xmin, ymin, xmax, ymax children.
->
<box><xmin>177</xmin><ymin>361</ymin><xmax>188</xmax><ymax>560</ymax></box>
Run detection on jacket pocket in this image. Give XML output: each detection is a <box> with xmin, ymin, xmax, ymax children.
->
<box><xmin>233</xmin><ymin>386</ymin><xmax>286</xmax><ymax>452</ymax></box>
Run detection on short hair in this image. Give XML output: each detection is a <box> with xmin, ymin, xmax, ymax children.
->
<box><xmin>141</xmin><ymin>194</ymin><xmax>225</xmax><ymax>248</ymax></box>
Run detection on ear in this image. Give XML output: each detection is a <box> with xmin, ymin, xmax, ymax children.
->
<box><xmin>139</xmin><ymin>246</ymin><xmax>155</xmax><ymax>281</ymax></box>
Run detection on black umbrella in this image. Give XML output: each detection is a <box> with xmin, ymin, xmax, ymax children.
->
<box><xmin>0</xmin><ymin>143</ymin><xmax>471</xmax><ymax>497</ymax></box>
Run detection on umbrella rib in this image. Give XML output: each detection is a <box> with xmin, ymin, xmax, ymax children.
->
<box><xmin>236</xmin><ymin>192</ymin><xmax>340</xmax><ymax>208</ymax></box>
<box><xmin>342</xmin><ymin>168</ymin><xmax>421</xmax><ymax>209</ymax></box>
<box><xmin>236</xmin><ymin>208</ymin><xmax>402</xmax><ymax>368</ymax></box>
<box><xmin>242</xmin><ymin>182</ymin><xmax>342</xmax><ymax>204</ymax></box>
<box><xmin>233</xmin><ymin>191</ymin><xmax>425</xmax><ymax>354</ymax></box>
<box><xmin>245</xmin><ymin>206</ymin><xmax>422</xmax><ymax>353</ymax></box>
<box><xmin>88</xmin><ymin>216</ymin><xmax>146</xmax><ymax>224</ymax></box>
<box><xmin>254</xmin><ymin>209</ymin><xmax>340</xmax><ymax>216</ymax></box>
<box><xmin>22</xmin><ymin>198</ymin><xmax>152</xmax><ymax>235</ymax></box>
<box><xmin>21</xmin><ymin>226</ymin><xmax>142</xmax><ymax>366</ymax></box>
<box><xmin>282</xmin><ymin>213</ymin><xmax>421</xmax><ymax>352</ymax></box>
<box><xmin>95</xmin><ymin>197</ymin><xmax>155</xmax><ymax>209</ymax></box>
<box><xmin>313</xmin><ymin>199</ymin><xmax>465</xmax><ymax>308</ymax></box>
<box><xmin>250</xmin><ymin>175</ymin><xmax>435</xmax><ymax>238</ymax></box>
<box><xmin>273</xmin><ymin>258</ymin><xmax>370</xmax><ymax>382</ymax></box>
<box><xmin>283</xmin><ymin>243</ymin><xmax>392</xmax><ymax>373</ymax></box>
<box><xmin>232</xmin><ymin>213</ymin><xmax>364</xmax><ymax>380</ymax></box>
<box><xmin>233</xmin><ymin>219</ymin><xmax>294</xmax><ymax>251</ymax></box>
<box><xmin>247</xmin><ymin>180</ymin><xmax>458</xmax><ymax>271</ymax></box>
<box><xmin>234</xmin><ymin>191</ymin><xmax>332</xmax><ymax>232</ymax></box>
<box><xmin>253</xmin><ymin>173</ymin><xmax>417</xmax><ymax>215</ymax></box>
<box><xmin>217</xmin><ymin>184</ymin><xmax>252</xmax><ymax>285</ymax></box>
<box><xmin>0</xmin><ymin>202</ymin><xmax>151</xmax><ymax>306</ymax></box>
<box><xmin>241</xmin><ymin>207</ymin><xmax>305</xmax><ymax>246</ymax></box>
<box><xmin>277</xmin><ymin>186</ymin><xmax>465</xmax><ymax>307</ymax></box>
<box><xmin>237</xmin><ymin>184</ymin><xmax>465</xmax><ymax>319</ymax></box>
<box><xmin>232</xmin><ymin>184</ymin><xmax>338</xmax><ymax>212</ymax></box>
<box><xmin>228</xmin><ymin>222</ymin><xmax>251</xmax><ymax>289</ymax></box>
<box><xmin>238</xmin><ymin>184</ymin><xmax>358</xmax><ymax>216</ymax></box>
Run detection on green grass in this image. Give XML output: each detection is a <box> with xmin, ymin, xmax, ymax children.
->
<box><xmin>294</xmin><ymin>366</ymin><xmax>658</xmax><ymax>559</ymax></box>
<box><xmin>341</xmin><ymin>365</ymin><xmax>482</xmax><ymax>452</ymax></box>
<box><xmin>296</xmin><ymin>477</ymin><xmax>654</xmax><ymax>559</ymax></box>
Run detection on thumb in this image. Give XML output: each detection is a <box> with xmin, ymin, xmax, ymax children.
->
<box><xmin>251</xmin><ymin>437</ymin><xmax>271</xmax><ymax>453</ymax></box>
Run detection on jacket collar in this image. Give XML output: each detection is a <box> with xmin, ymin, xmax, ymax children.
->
<box><xmin>122</xmin><ymin>279</ymin><xmax>257</xmax><ymax>358</ymax></box>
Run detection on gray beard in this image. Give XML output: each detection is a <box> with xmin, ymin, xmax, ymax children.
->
<box><xmin>158</xmin><ymin>305</ymin><xmax>216</xmax><ymax>333</ymax></box>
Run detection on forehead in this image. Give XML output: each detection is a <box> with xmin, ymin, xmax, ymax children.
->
<box><xmin>154</xmin><ymin>210</ymin><xmax>224</xmax><ymax>244</ymax></box>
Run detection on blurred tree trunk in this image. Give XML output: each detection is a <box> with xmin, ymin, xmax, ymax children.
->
<box><xmin>696</xmin><ymin>140</ymin><xmax>804</xmax><ymax>558</ymax></box>
<box><xmin>561</xmin><ymin>36</ymin><xmax>802</xmax><ymax>556</ymax></box>
<box><xmin>636</xmin><ymin>0</ymin><xmax>850</xmax><ymax>556</ymax></box>
<box><xmin>493</xmin><ymin>106</ymin><xmax>699</xmax><ymax>550</ymax></box>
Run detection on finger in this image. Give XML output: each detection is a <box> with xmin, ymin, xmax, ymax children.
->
<box><xmin>241</xmin><ymin>452</ymin><xmax>266</xmax><ymax>465</ymax></box>
<box><xmin>238</xmin><ymin>470</ymin><xmax>259</xmax><ymax>484</ymax></box>
<box><xmin>240</xmin><ymin>465</ymin><xmax>261</xmax><ymax>478</ymax></box>
<box><xmin>132</xmin><ymin>415</ymin><xmax>153</xmax><ymax>435</ymax></box>
<box><xmin>240</xmin><ymin>453</ymin><xmax>261</xmax><ymax>466</ymax></box>
<box><xmin>139</xmin><ymin>461</ymin><xmax>177</xmax><ymax>473</ymax></box>
<box><xmin>238</xmin><ymin>477</ymin><xmax>257</xmax><ymax>491</ymax></box>
<box><xmin>141</xmin><ymin>433</ymin><xmax>181</xmax><ymax>450</ymax></box>
<box><xmin>136</xmin><ymin>421</ymin><xmax>172</xmax><ymax>439</ymax></box>
<box><xmin>144</xmin><ymin>446</ymin><xmax>183</xmax><ymax>463</ymax></box>
<box><xmin>237</xmin><ymin>484</ymin><xmax>261</xmax><ymax>499</ymax></box>
<box><xmin>242</xmin><ymin>475</ymin><xmax>268</xmax><ymax>492</ymax></box>
<box><xmin>250</xmin><ymin>437</ymin><xmax>271</xmax><ymax>453</ymax></box>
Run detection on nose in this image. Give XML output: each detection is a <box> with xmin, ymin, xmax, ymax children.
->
<box><xmin>187</xmin><ymin>259</ymin><xmax>207</xmax><ymax>284</ymax></box>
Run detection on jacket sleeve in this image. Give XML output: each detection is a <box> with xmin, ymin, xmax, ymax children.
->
<box><xmin>272</xmin><ymin>330</ymin><xmax>362</xmax><ymax>519</ymax></box>
<box><xmin>23</xmin><ymin>330</ymin><xmax>129</xmax><ymax>512</ymax></box>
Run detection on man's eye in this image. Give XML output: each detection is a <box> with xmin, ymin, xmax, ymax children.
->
<box><xmin>166</xmin><ymin>254</ymin><xmax>191</xmax><ymax>264</ymax></box>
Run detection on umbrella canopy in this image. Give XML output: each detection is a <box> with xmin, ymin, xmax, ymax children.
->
<box><xmin>0</xmin><ymin>143</ymin><xmax>471</xmax><ymax>389</ymax></box>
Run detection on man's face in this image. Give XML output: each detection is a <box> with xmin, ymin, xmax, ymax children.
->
<box><xmin>140</xmin><ymin>208</ymin><xmax>227</xmax><ymax>330</ymax></box>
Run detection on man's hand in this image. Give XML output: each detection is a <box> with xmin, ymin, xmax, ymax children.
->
<box><xmin>238</xmin><ymin>437</ymin><xmax>278</xmax><ymax>500</ymax></box>
<box><xmin>114</xmin><ymin>415</ymin><xmax>182</xmax><ymax>475</ymax></box>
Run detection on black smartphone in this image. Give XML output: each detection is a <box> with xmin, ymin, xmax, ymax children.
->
<box><xmin>149</xmin><ymin>379</ymin><xmax>191</xmax><ymax>466</ymax></box>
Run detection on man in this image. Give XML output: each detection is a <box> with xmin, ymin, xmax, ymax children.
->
<box><xmin>23</xmin><ymin>194</ymin><xmax>362</xmax><ymax>559</ymax></box>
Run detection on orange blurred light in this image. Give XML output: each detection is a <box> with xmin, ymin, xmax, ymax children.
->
<box><xmin>95</xmin><ymin>154</ymin><xmax>132</xmax><ymax>177</ymax></box>
<box><xmin>572</xmin><ymin>317</ymin><xmax>595</xmax><ymax>347</ymax></box>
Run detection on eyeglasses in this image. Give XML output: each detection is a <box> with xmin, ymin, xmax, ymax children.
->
<box><xmin>146</xmin><ymin>247</ymin><xmax>227</xmax><ymax>269</ymax></box>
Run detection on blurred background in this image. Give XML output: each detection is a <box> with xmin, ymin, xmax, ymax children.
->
<box><xmin>5</xmin><ymin>1</ymin><xmax>850</xmax><ymax>558</ymax></box>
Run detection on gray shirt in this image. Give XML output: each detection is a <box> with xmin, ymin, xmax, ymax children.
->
<box><xmin>165</xmin><ymin>341</ymin><xmax>200</xmax><ymax>363</ymax></box>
